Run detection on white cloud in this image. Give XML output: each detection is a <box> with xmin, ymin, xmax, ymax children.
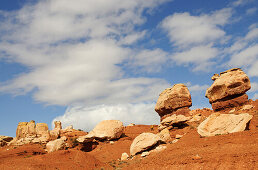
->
<box><xmin>188</xmin><ymin>84</ymin><xmax>209</xmax><ymax>93</ymax></box>
<box><xmin>246</xmin><ymin>7</ymin><xmax>257</xmax><ymax>15</ymax></box>
<box><xmin>250</xmin><ymin>82</ymin><xmax>258</xmax><ymax>92</ymax></box>
<box><xmin>161</xmin><ymin>8</ymin><xmax>232</xmax><ymax>48</ymax></box>
<box><xmin>129</xmin><ymin>48</ymin><xmax>169</xmax><ymax>73</ymax></box>
<box><xmin>172</xmin><ymin>45</ymin><xmax>219</xmax><ymax>71</ymax></box>
<box><xmin>53</xmin><ymin>103</ymin><xmax>160</xmax><ymax>131</ymax></box>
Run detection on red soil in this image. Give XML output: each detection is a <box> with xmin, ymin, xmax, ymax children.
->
<box><xmin>0</xmin><ymin>100</ymin><xmax>257</xmax><ymax>170</ymax></box>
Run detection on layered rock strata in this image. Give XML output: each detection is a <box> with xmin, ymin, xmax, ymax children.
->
<box><xmin>205</xmin><ymin>68</ymin><xmax>251</xmax><ymax>111</ymax></box>
<box><xmin>155</xmin><ymin>84</ymin><xmax>192</xmax><ymax>120</ymax></box>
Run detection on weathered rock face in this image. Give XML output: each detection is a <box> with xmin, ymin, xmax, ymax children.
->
<box><xmin>130</xmin><ymin>133</ymin><xmax>162</xmax><ymax>156</ymax></box>
<box><xmin>157</xmin><ymin>128</ymin><xmax>171</xmax><ymax>143</ymax></box>
<box><xmin>46</xmin><ymin>137</ymin><xmax>67</xmax><ymax>153</ymax></box>
<box><xmin>197</xmin><ymin>113</ymin><xmax>253</xmax><ymax>137</ymax></box>
<box><xmin>16</xmin><ymin>120</ymin><xmax>36</xmax><ymax>139</ymax></box>
<box><xmin>206</xmin><ymin>68</ymin><xmax>251</xmax><ymax>111</ymax></box>
<box><xmin>36</xmin><ymin>123</ymin><xmax>49</xmax><ymax>137</ymax></box>
<box><xmin>155</xmin><ymin>84</ymin><xmax>192</xmax><ymax>119</ymax></box>
<box><xmin>50</xmin><ymin>121</ymin><xmax>62</xmax><ymax>139</ymax></box>
<box><xmin>54</xmin><ymin>121</ymin><xmax>62</xmax><ymax>129</ymax></box>
<box><xmin>86</xmin><ymin>120</ymin><xmax>124</xmax><ymax>140</ymax></box>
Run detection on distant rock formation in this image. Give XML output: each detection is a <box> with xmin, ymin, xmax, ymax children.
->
<box><xmin>206</xmin><ymin>68</ymin><xmax>251</xmax><ymax>111</ymax></box>
<box><xmin>155</xmin><ymin>84</ymin><xmax>192</xmax><ymax>120</ymax></box>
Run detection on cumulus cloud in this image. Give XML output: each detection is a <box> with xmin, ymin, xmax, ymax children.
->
<box><xmin>161</xmin><ymin>8</ymin><xmax>231</xmax><ymax>48</ymax></box>
<box><xmin>160</xmin><ymin>8</ymin><xmax>232</xmax><ymax>71</ymax></box>
<box><xmin>53</xmin><ymin>103</ymin><xmax>160</xmax><ymax>131</ymax></box>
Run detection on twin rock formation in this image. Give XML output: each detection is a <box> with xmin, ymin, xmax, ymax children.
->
<box><xmin>155</xmin><ymin>68</ymin><xmax>253</xmax><ymax>137</ymax></box>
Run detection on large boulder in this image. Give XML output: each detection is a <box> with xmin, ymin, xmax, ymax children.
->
<box><xmin>206</xmin><ymin>68</ymin><xmax>251</xmax><ymax>111</ymax></box>
<box><xmin>197</xmin><ymin>113</ymin><xmax>253</xmax><ymax>137</ymax></box>
<box><xmin>155</xmin><ymin>84</ymin><xmax>192</xmax><ymax>119</ymax></box>
<box><xmin>130</xmin><ymin>133</ymin><xmax>162</xmax><ymax>156</ymax></box>
<box><xmin>86</xmin><ymin>120</ymin><xmax>124</xmax><ymax>141</ymax></box>
<box><xmin>46</xmin><ymin>137</ymin><xmax>67</xmax><ymax>153</ymax></box>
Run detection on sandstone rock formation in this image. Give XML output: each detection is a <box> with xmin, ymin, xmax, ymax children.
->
<box><xmin>86</xmin><ymin>120</ymin><xmax>124</xmax><ymax>141</ymax></box>
<box><xmin>206</xmin><ymin>68</ymin><xmax>251</xmax><ymax>111</ymax></box>
<box><xmin>50</xmin><ymin>121</ymin><xmax>62</xmax><ymax>139</ymax></box>
<box><xmin>16</xmin><ymin>120</ymin><xmax>36</xmax><ymax>139</ymax></box>
<box><xmin>155</xmin><ymin>84</ymin><xmax>192</xmax><ymax>120</ymax></box>
<box><xmin>130</xmin><ymin>133</ymin><xmax>162</xmax><ymax>156</ymax></box>
<box><xmin>46</xmin><ymin>136</ymin><xmax>67</xmax><ymax>153</ymax></box>
<box><xmin>197</xmin><ymin>113</ymin><xmax>253</xmax><ymax>137</ymax></box>
<box><xmin>159</xmin><ymin>114</ymin><xmax>191</xmax><ymax>131</ymax></box>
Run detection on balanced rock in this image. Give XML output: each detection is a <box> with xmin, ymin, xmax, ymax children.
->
<box><xmin>46</xmin><ymin>137</ymin><xmax>67</xmax><ymax>153</ymax></box>
<box><xmin>130</xmin><ymin>133</ymin><xmax>162</xmax><ymax>156</ymax></box>
<box><xmin>86</xmin><ymin>120</ymin><xmax>124</xmax><ymax>140</ymax></box>
<box><xmin>197</xmin><ymin>113</ymin><xmax>253</xmax><ymax>137</ymax></box>
<box><xmin>206</xmin><ymin>68</ymin><xmax>251</xmax><ymax>111</ymax></box>
<box><xmin>155</xmin><ymin>84</ymin><xmax>192</xmax><ymax>120</ymax></box>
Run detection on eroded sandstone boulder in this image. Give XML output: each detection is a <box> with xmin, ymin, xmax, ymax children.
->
<box><xmin>130</xmin><ymin>133</ymin><xmax>162</xmax><ymax>156</ymax></box>
<box><xmin>197</xmin><ymin>113</ymin><xmax>253</xmax><ymax>137</ymax></box>
<box><xmin>46</xmin><ymin>136</ymin><xmax>67</xmax><ymax>153</ymax></box>
<box><xmin>155</xmin><ymin>84</ymin><xmax>192</xmax><ymax>120</ymax></box>
<box><xmin>206</xmin><ymin>68</ymin><xmax>251</xmax><ymax>111</ymax></box>
<box><xmin>0</xmin><ymin>136</ymin><xmax>13</xmax><ymax>147</ymax></box>
<box><xmin>86</xmin><ymin>120</ymin><xmax>124</xmax><ymax>141</ymax></box>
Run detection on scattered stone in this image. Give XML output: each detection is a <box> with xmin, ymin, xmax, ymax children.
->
<box><xmin>171</xmin><ymin>139</ymin><xmax>179</xmax><ymax>144</ymax></box>
<box><xmin>155</xmin><ymin>84</ymin><xmax>192</xmax><ymax>119</ymax></box>
<box><xmin>86</xmin><ymin>120</ymin><xmax>124</xmax><ymax>140</ymax></box>
<box><xmin>158</xmin><ymin>128</ymin><xmax>171</xmax><ymax>143</ymax></box>
<box><xmin>130</xmin><ymin>133</ymin><xmax>162</xmax><ymax>156</ymax></box>
<box><xmin>192</xmin><ymin>154</ymin><xmax>202</xmax><ymax>160</ymax></box>
<box><xmin>110</xmin><ymin>141</ymin><xmax>115</xmax><ymax>144</ymax></box>
<box><xmin>206</xmin><ymin>68</ymin><xmax>251</xmax><ymax>111</ymax></box>
<box><xmin>175</xmin><ymin>134</ymin><xmax>183</xmax><ymax>139</ymax></box>
<box><xmin>141</xmin><ymin>151</ymin><xmax>150</xmax><ymax>157</ymax></box>
<box><xmin>127</xmin><ymin>123</ymin><xmax>135</xmax><ymax>127</ymax></box>
<box><xmin>46</xmin><ymin>138</ymin><xmax>66</xmax><ymax>153</ymax></box>
<box><xmin>197</xmin><ymin>113</ymin><xmax>253</xmax><ymax>137</ymax></box>
<box><xmin>121</xmin><ymin>152</ymin><xmax>129</xmax><ymax>161</ymax></box>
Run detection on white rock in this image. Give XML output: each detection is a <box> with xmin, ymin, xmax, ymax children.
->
<box><xmin>158</xmin><ymin>128</ymin><xmax>171</xmax><ymax>143</ymax></box>
<box><xmin>141</xmin><ymin>151</ymin><xmax>150</xmax><ymax>157</ymax></box>
<box><xmin>87</xmin><ymin>120</ymin><xmax>124</xmax><ymax>140</ymax></box>
<box><xmin>241</xmin><ymin>105</ymin><xmax>254</xmax><ymax>110</ymax></box>
<box><xmin>130</xmin><ymin>133</ymin><xmax>162</xmax><ymax>156</ymax></box>
<box><xmin>171</xmin><ymin>139</ymin><xmax>179</xmax><ymax>144</ymax></box>
<box><xmin>46</xmin><ymin>138</ymin><xmax>66</xmax><ymax>153</ymax></box>
<box><xmin>161</xmin><ymin>114</ymin><xmax>191</xmax><ymax>126</ymax></box>
<box><xmin>197</xmin><ymin>113</ymin><xmax>253</xmax><ymax>137</ymax></box>
<box><xmin>175</xmin><ymin>134</ymin><xmax>183</xmax><ymax>139</ymax></box>
<box><xmin>229</xmin><ymin>108</ymin><xmax>236</xmax><ymax>113</ymax></box>
<box><xmin>121</xmin><ymin>152</ymin><xmax>129</xmax><ymax>161</ymax></box>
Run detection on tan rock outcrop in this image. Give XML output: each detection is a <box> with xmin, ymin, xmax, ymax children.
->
<box><xmin>206</xmin><ymin>68</ymin><xmax>251</xmax><ymax>111</ymax></box>
<box><xmin>197</xmin><ymin>113</ymin><xmax>253</xmax><ymax>137</ymax></box>
<box><xmin>46</xmin><ymin>137</ymin><xmax>67</xmax><ymax>153</ymax></box>
<box><xmin>86</xmin><ymin>120</ymin><xmax>124</xmax><ymax>140</ymax></box>
<box><xmin>36</xmin><ymin>123</ymin><xmax>49</xmax><ymax>137</ymax></box>
<box><xmin>157</xmin><ymin>128</ymin><xmax>171</xmax><ymax>143</ymax></box>
<box><xmin>16</xmin><ymin>120</ymin><xmax>36</xmax><ymax>139</ymax></box>
<box><xmin>130</xmin><ymin>133</ymin><xmax>162</xmax><ymax>156</ymax></box>
<box><xmin>155</xmin><ymin>84</ymin><xmax>192</xmax><ymax>120</ymax></box>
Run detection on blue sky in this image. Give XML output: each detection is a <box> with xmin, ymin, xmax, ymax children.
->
<box><xmin>0</xmin><ymin>0</ymin><xmax>257</xmax><ymax>137</ymax></box>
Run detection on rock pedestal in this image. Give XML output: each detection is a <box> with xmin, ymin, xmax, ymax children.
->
<box><xmin>205</xmin><ymin>68</ymin><xmax>251</xmax><ymax>111</ymax></box>
<box><xmin>155</xmin><ymin>84</ymin><xmax>192</xmax><ymax>120</ymax></box>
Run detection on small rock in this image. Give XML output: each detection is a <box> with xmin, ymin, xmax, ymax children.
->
<box><xmin>127</xmin><ymin>123</ymin><xmax>135</xmax><ymax>127</ymax></box>
<box><xmin>192</xmin><ymin>154</ymin><xmax>202</xmax><ymax>160</ymax></box>
<box><xmin>141</xmin><ymin>151</ymin><xmax>149</xmax><ymax>157</ymax></box>
<box><xmin>121</xmin><ymin>152</ymin><xmax>129</xmax><ymax>161</ymax></box>
<box><xmin>110</xmin><ymin>141</ymin><xmax>115</xmax><ymax>144</ymax></box>
<box><xmin>175</xmin><ymin>134</ymin><xmax>183</xmax><ymax>139</ymax></box>
<box><xmin>229</xmin><ymin>108</ymin><xmax>236</xmax><ymax>113</ymax></box>
<box><xmin>171</xmin><ymin>139</ymin><xmax>179</xmax><ymax>144</ymax></box>
<box><xmin>152</xmin><ymin>145</ymin><xmax>167</xmax><ymax>152</ymax></box>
